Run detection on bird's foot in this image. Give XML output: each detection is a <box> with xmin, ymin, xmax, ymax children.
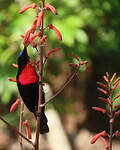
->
<box><xmin>35</xmin><ymin>106</ymin><xmax>41</xmax><ymax>117</ymax></box>
<box><xmin>35</xmin><ymin>111</ymin><xmax>41</xmax><ymax>117</ymax></box>
<box><xmin>38</xmin><ymin>81</ymin><xmax>45</xmax><ymax>86</ymax></box>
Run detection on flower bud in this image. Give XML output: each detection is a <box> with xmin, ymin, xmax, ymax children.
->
<box><xmin>12</xmin><ymin>64</ymin><xmax>18</xmax><ymax>68</ymax></box>
<box><xmin>110</xmin><ymin>73</ymin><xmax>116</xmax><ymax>82</ymax></box>
<box><xmin>80</xmin><ymin>61</ymin><xmax>88</xmax><ymax>65</ymax></box>
<box><xmin>100</xmin><ymin>137</ymin><xmax>109</xmax><ymax>150</ymax></box>
<box><xmin>37</xmin><ymin>8</ymin><xmax>43</xmax><ymax>28</ymax></box>
<box><xmin>115</xmin><ymin>94</ymin><xmax>120</xmax><ymax>99</ymax></box>
<box><xmin>114</xmin><ymin>102</ymin><xmax>120</xmax><ymax>109</ymax></box>
<box><xmin>8</xmin><ymin>77</ymin><xmax>17</xmax><ymax>82</ymax></box>
<box><xmin>46</xmin><ymin>3</ymin><xmax>58</xmax><ymax>15</ymax></box>
<box><xmin>19</xmin><ymin>3</ymin><xmax>37</xmax><ymax>14</ymax></box>
<box><xmin>24</xmin><ymin>120</ymin><xmax>32</xmax><ymax>139</ymax></box>
<box><xmin>104</xmin><ymin>75</ymin><xmax>109</xmax><ymax>83</ymax></box>
<box><xmin>10</xmin><ymin>99</ymin><xmax>21</xmax><ymax>112</ymax></box>
<box><xmin>49</xmin><ymin>24</ymin><xmax>62</xmax><ymax>40</ymax></box>
<box><xmin>45</xmin><ymin>47</ymin><xmax>61</xmax><ymax>59</ymax></box>
<box><xmin>91</xmin><ymin>131</ymin><xmax>106</xmax><ymax>144</ymax></box>
<box><xmin>92</xmin><ymin>107</ymin><xmax>107</xmax><ymax>114</ymax></box>
<box><xmin>98</xmin><ymin>97</ymin><xmax>108</xmax><ymax>103</ymax></box>
<box><xmin>97</xmin><ymin>87</ymin><xmax>108</xmax><ymax>95</ymax></box>
<box><xmin>70</xmin><ymin>63</ymin><xmax>78</xmax><ymax>68</ymax></box>
<box><xmin>113</xmin><ymin>77</ymin><xmax>120</xmax><ymax>86</ymax></box>
<box><xmin>97</xmin><ymin>82</ymin><xmax>107</xmax><ymax>89</ymax></box>
<box><xmin>115</xmin><ymin>110</ymin><xmax>120</xmax><ymax>117</ymax></box>
<box><xmin>40</xmin><ymin>35</ymin><xmax>47</xmax><ymax>44</ymax></box>
<box><xmin>72</xmin><ymin>53</ymin><xmax>79</xmax><ymax>61</ymax></box>
<box><xmin>115</xmin><ymin>130</ymin><xmax>120</xmax><ymax>137</ymax></box>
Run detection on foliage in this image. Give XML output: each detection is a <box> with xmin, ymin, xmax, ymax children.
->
<box><xmin>0</xmin><ymin>0</ymin><xmax>120</xmax><ymax>105</ymax></box>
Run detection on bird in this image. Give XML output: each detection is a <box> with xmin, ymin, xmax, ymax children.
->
<box><xmin>16</xmin><ymin>47</ymin><xmax>49</xmax><ymax>134</ymax></box>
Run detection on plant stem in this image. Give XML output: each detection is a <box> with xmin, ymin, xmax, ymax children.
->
<box><xmin>19</xmin><ymin>100</ymin><xmax>24</xmax><ymax>150</ymax></box>
<box><xmin>109</xmin><ymin>94</ymin><xmax>113</xmax><ymax>150</ymax></box>
<box><xmin>0</xmin><ymin>115</ymin><xmax>35</xmax><ymax>147</ymax></box>
<box><xmin>35</xmin><ymin>1</ymin><xmax>45</xmax><ymax>150</ymax></box>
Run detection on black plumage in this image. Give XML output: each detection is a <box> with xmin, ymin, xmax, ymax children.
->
<box><xmin>16</xmin><ymin>47</ymin><xmax>49</xmax><ymax>134</ymax></box>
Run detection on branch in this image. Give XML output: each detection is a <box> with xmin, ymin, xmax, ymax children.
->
<box><xmin>0</xmin><ymin>115</ymin><xmax>35</xmax><ymax>147</ymax></box>
<box><xmin>19</xmin><ymin>100</ymin><xmax>24</xmax><ymax>150</ymax></box>
<box><xmin>40</xmin><ymin>65</ymin><xmax>80</xmax><ymax>107</ymax></box>
<box><xmin>35</xmin><ymin>1</ymin><xmax>45</xmax><ymax>150</ymax></box>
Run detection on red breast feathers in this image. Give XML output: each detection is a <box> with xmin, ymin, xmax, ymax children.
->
<box><xmin>18</xmin><ymin>63</ymin><xmax>38</xmax><ymax>85</ymax></box>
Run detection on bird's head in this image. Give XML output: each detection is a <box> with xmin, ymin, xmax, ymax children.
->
<box><xmin>18</xmin><ymin>47</ymin><xmax>29</xmax><ymax>69</ymax></box>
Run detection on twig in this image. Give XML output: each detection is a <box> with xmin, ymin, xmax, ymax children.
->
<box><xmin>40</xmin><ymin>65</ymin><xmax>80</xmax><ymax>107</ymax></box>
<box><xmin>109</xmin><ymin>94</ymin><xmax>113</xmax><ymax>150</ymax></box>
<box><xmin>19</xmin><ymin>100</ymin><xmax>24</xmax><ymax>150</ymax></box>
<box><xmin>0</xmin><ymin>115</ymin><xmax>35</xmax><ymax>147</ymax></box>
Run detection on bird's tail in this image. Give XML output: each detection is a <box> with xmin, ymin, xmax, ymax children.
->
<box><xmin>39</xmin><ymin>111</ymin><xmax>49</xmax><ymax>134</ymax></box>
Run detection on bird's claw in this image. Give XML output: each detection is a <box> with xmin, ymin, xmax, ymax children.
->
<box><xmin>35</xmin><ymin>111</ymin><xmax>41</xmax><ymax>117</ymax></box>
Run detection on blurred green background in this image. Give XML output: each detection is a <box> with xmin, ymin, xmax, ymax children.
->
<box><xmin>0</xmin><ymin>0</ymin><xmax>120</xmax><ymax>149</ymax></box>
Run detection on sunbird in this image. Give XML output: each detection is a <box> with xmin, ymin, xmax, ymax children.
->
<box><xmin>16</xmin><ymin>47</ymin><xmax>49</xmax><ymax>134</ymax></box>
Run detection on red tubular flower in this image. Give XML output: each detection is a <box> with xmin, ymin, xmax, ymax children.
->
<box><xmin>8</xmin><ymin>77</ymin><xmax>17</xmax><ymax>82</ymax></box>
<box><xmin>31</xmin><ymin>25</ymin><xmax>36</xmax><ymax>34</ymax></box>
<box><xmin>97</xmin><ymin>82</ymin><xmax>107</xmax><ymax>89</ymax></box>
<box><xmin>19</xmin><ymin>3</ymin><xmax>37</xmax><ymax>14</ymax></box>
<box><xmin>45</xmin><ymin>47</ymin><xmax>61</xmax><ymax>59</ymax></box>
<box><xmin>28</xmin><ymin>16</ymin><xmax>38</xmax><ymax>34</ymax></box>
<box><xmin>100</xmin><ymin>137</ymin><xmax>109</xmax><ymax>150</ymax></box>
<box><xmin>113</xmin><ymin>77</ymin><xmax>120</xmax><ymax>85</ymax></box>
<box><xmin>115</xmin><ymin>130</ymin><xmax>120</xmax><ymax>137</ymax></box>
<box><xmin>33</xmin><ymin>16</ymin><xmax>38</xmax><ymax>26</ymax></box>
<box><xmin>106</xmin><ymin>72</ymin><xmax>109</xmax><ymax>77</ymax></box>
<box><xmin>22</xmin><ymin>35</ymin><xmax>37</xmax><ymax>48</ymax></box>
<box><xmin>115</xmin><ymin>110</ymin><xmax>120</xmax><ymax>117</ymax></box>
<box><xmin>104</xmin><ymin>75</ymin><xmax>109</xmax><ymax>83</ymax></box>
<box><xmin>40</xmin><ymin>35</ymin><xmax>47</xmax><ymax>44</ymax></box>
<box><xmin>80</xmin><ymin>61</ymin><xmax>88</xmax><ymax>65</ymax></box>
<box><xmin>24</xmin><ymin>120</ymin><xmax>32</xmax><ymax>139</ymax></box>
<box><xmin>49</xmin><ymin>24</ymin><xmax>62</xmax><ymax>40</ymax></box>
<box><xmin>21</xmin><ymin>35</ymin><xmax>24</xmax><ymax>39</ymax></box>
<box><xmin>29</xmin><ymin>39</ymin><xmax>37</xmax><ymax>48</ymax></box>
<box><xmin>110</xmin><ymin>73</ymin><xmax>116</xmax><ymax>82</ymax></box>
<box><xmin>72</xmin><ymin>53</ymin><xmax>79</xmax><ymax>61</ymax></box>
<box><xmin>114</xmin><ymin>102</ymin><xmax>120</xmax><ymax>109</ymax></box>
<box><xmin>98</xmin><ymin>97</ymin><xmax>108</xmax><ymax>103</ymax></box>
<box><xmin>30</xmin><ymin>31</ymin><xmax>41</xmax><ymax>41</ymax></box>
<box><xmin>70</xmin><ymin>63</ymin><xmax>78</xmax><ymax>68</ymax></box>
<box><xmin>10</xmin><ymin>99</ymin><xmax>21</xmax><ymax>112</ymax></box>
<box><xmin>23</xmin><ymin>40</ymin><xmax>30</xmax><ymax>47</ymax></box>
<box><xmin>23</xmin><ymin>23</ymin><xmax>39</xmax><ymax>47</ymax></box>
<box><xmin>45</xmin><ymin>3</ymin><xmax>58</xmax><ymax>15</ymax></box>
<box><xmin>37</xmin><ymin>8</ymin><xmax>43</xmax><ymax>28</ymax></box>
<box><xmin>116</xmin><ymin>94</ymin><xmax>120</xmax><ymax>99</ymax></box>
<box><xmin>91</xmin><ymin>134</ymin><xmax>101</xmax><ymax>144</ymax></box>
<box><xmin>23</xmin><ymin>28</ymin><xmax>33</xmax><ymax>46</ymax></box>
<box><xmin>97</xmin><ymin>87</ymin><xmax>108</xmax><ymax>95</ymax></box>
<box><xmin>12</xmin><ymin>64</ymin><xmax>18</xmax><ymax>68</ymax></box>
<box><xmin>112</xmin><ymin>82</ymin><xmax>119</xmax><ymax>90</ymax></box>
<box><xmin>92</xmin><ymin>107</ymin><xmax>107</xmax><ymax>114</ymax></box>
<box><xmin>91</xmin><ymin>131</ymin><xmax>106</xmax><ymax>144</ymax></box>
